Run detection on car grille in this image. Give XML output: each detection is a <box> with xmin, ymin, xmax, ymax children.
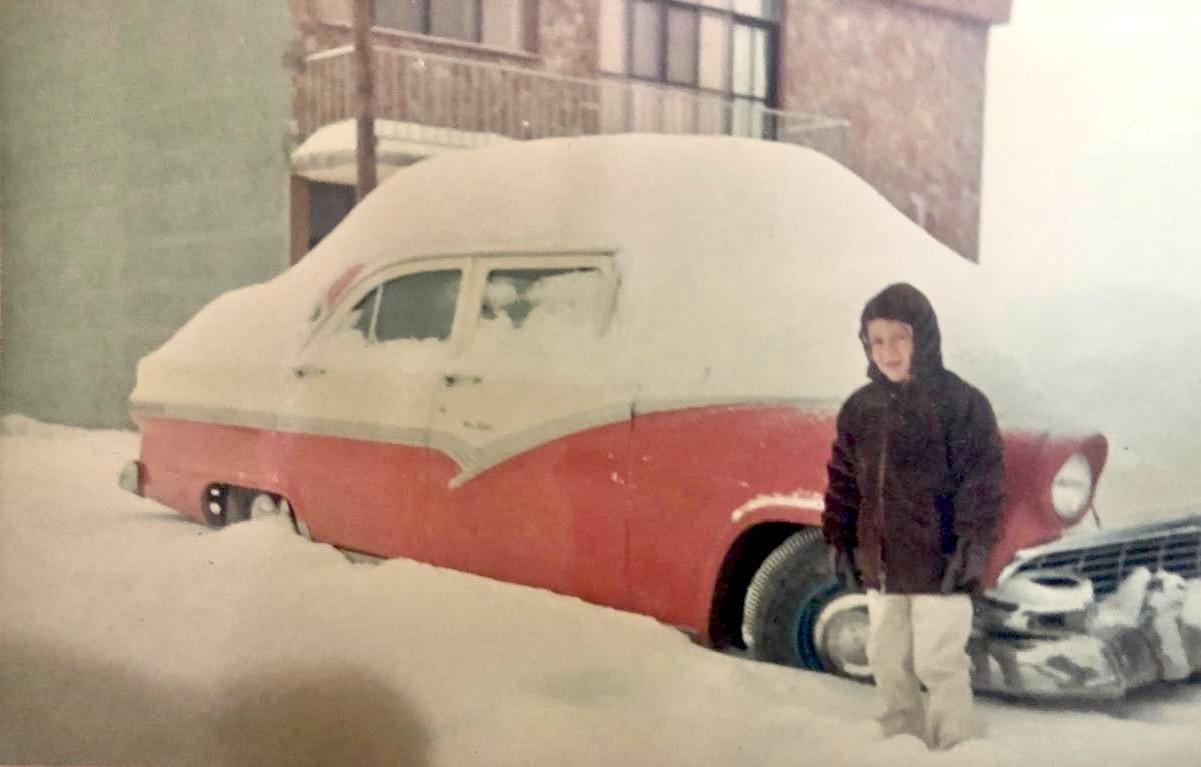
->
<box><xmin>1014</xmin><ymin>529</ymin><xmax>1201</xmax><ymax>595</ymax></box>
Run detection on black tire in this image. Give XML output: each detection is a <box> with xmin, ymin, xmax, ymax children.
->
<box><xmin>742</xmin><ymin>528</ymin><xmax>873</xmax><ymax>681</ymax></box>
<box><xmin>282</xmin><ymin>498</ymin><xmax>312</xmax><ymax>540</ymax></box>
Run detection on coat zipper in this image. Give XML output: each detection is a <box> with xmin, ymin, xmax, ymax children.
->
<box><xmin>877</xmin><ymin>433</ymin><xmax>889</xmax><ymax>593</ymax></box>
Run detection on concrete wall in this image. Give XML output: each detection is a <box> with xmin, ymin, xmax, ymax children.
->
<box><xmin>780</xmin><ymin>0</ymin><xmax>995</xmax><ymax>260</ymax></box>
<box><xmin>0</xmin><ymin>0</ymin><xmax>293</xmax><ymax>427</ymax></box>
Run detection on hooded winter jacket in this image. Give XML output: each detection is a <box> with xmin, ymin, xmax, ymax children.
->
<box><xmin>822</xmin><ymin>283</ymin><xmax>1005</xmax><ymax>594</ymax></box>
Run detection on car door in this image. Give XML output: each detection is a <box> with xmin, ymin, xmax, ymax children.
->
<box><xmin>424</xmin><ymin>253</ymin><xmax>635</xmax><ymax>608</ymax></box>
<box><xmin>279</xmin><ymin>257</ymin><xmax>472</xmax><ymax>558</ymax></box>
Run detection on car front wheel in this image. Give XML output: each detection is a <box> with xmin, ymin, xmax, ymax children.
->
<box><xmin>741</xmin><ymin>528</ymin><xmax>874</xmax><ymax>682</ymax></box>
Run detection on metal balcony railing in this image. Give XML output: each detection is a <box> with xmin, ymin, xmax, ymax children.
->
<box><xmin>295</xmin><ymin>45</ymin><xmax>849</xmax><ymax>163</ymax></box>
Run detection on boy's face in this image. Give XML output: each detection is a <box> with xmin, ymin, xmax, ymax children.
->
<box><xmin>866</xmin><ymin>318</ymin><xmax>914</xmax><ymax>383</ymax></box>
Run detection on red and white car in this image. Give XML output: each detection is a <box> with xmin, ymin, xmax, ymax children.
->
<box><xmin>121</xmin><ymin>135</ymin><xmax>1201</xmax><ymax>698</ymax></box>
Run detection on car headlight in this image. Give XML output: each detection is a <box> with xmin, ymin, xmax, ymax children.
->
<box><xmin>1051</xmin><ymin>453</ymin><xmax>1094</xmax><ymax>521</ymax></box>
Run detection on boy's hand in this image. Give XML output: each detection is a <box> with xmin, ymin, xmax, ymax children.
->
<box><xmin>941</xmin><ymin>540</ymin><xmax>987</xmax><ymax>594</ymax></box>
<box><xmin>829</xmin><ymin>548</ymin><xmax>862</xmax><ymax>591</ymax></box>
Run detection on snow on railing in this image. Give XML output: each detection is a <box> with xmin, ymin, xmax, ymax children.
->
<box><xmin>294</xmin><ymin>45</ymin><xmax>849</xmax><ymax>162</ymax></box>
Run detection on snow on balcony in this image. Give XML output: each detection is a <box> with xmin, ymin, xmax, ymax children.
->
<box><xmin>291</xmin><ymin>45</ymin><xmax>848</xmax><ymax>181</ymax></box>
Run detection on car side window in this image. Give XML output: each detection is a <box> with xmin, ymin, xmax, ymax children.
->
<box><xmin>481</xmin><ymin>268</ymin><xmax>604</xmax><ymax>331</ymax></box>
<box><xmin>373</xmin><ymin>269</ymin><xmax>462</xmax><ymax>342</ymax></box>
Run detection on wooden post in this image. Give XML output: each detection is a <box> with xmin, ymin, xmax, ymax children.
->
<box><xmin>289</xmin><ymin>175</ymin><xmax>311</xmax><ymax>264</ymax></box>
<box><xmin>353</xmin><ymin>0</ymin><xmax>377</xmax><ymax>201</ymax></box>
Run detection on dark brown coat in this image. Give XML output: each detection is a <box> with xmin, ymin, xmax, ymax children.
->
<box><xmin>822</xmin><ymin>284</ymin><xmax>1005</xmax><ymax>594</ymax></box>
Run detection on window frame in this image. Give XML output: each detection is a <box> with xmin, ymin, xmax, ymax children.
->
<box><xmin>619</xmin><ymin>0</ymin><xmax>779</xmax><ymax>109</ymax></box>
<box><xmin>373</xmin><ymin>0</ymin><xmax>536</xmax><ymax>52</ymax></box>
<box><xmin>461</xmin><ymin>251</ymin><xmax>620</xmax><ymax>344</ymax></box>
<box><xmin>308</xmin><ymin>251</ymin><xmax>618</xmax><ymax>354</ymax></box>
<box><xmin>310</xmin><ymin>255</ymin><xmax>475</xmax><ymax>352</ymax></box>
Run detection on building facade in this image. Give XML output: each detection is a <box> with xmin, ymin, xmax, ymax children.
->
<box><xmin>0</xmin><ymin>0</ymin><xmax>1008</xmax><ymax>428</ymax></box>
<box><xmin>288</xmin><ymin>0</ymin><xmax>1010</xmax><ymax>261</ymax></box>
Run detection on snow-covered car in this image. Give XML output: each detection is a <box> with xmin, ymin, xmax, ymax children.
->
<box><xmin>121</xmin><ymin>135</ymin><xmax>1201</xmax><ymax>699</ymax></box>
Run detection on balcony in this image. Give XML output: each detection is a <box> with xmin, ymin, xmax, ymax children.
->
<box><xmin>291</xmin><ymin>45</ymin><xmax>849</xmax><ymax>182</ymax></box>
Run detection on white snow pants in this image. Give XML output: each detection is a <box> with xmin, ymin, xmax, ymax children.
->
<box><xmin>865</xmin><ymin>590</ymin><xmax>975</xmax><ymax>750</ymax></box>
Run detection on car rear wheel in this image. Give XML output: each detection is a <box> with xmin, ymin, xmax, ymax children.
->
<box><xmin>742</xmin><ymin>528</ymin><xmax>874</xmax><ymax>682</ymax></box>
<box><xmin>246</xmin><ymin>491</ymin><xmax>284</xmax><ymax>520</ymax></box>
<box><xmin>281</xmin><ymin>498</ymin><xmax>313</xmax><ymax>540</ymax></box>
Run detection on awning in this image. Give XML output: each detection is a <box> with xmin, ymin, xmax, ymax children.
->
<box><xmin>290</xmin><ymin>119</ymin><xmax>512</xmax><ymax>185</ymax></box>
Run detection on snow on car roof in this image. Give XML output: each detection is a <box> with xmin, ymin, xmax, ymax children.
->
<box><xmin>134</xmin><ymin>134</ymin><xmax>1032</xmax><ymax>422</ymax></box>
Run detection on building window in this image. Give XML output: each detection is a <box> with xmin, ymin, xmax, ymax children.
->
<box><xmin>374</xmin><ymin>0</ymin><xmax>534</xmax><ymax>51</ymax></box>
<box><xmin>601</xmin><ymin>0</ymin><xmax>777</xmax><ymax>109</ymax></box>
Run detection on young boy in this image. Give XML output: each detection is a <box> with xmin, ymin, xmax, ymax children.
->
<box><xmin>822</xmin><ymin>282</ymin><xmax>1005</xmax><ymax>750</ymax></box>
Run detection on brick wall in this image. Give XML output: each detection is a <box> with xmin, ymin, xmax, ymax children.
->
<box><xmin>289</xmin><ymin>0</ymin><xmax>1005</xmax><ymax>261</ymax></box>
<box><xmin>780</xmin><ymin>0</ymin><xmax>994</xmax><ymax>260</ymax></box>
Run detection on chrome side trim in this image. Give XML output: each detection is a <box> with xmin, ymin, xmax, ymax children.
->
<box><xmin>131</xmin><ymin>399</ymin><xmax>476</xmax><ymax>470</ymax></box>
<box><xmin>130</xmin><ymin>395</ymin><xmax>836</xmax><ymax>491</ymax></box>
<box><xmin>446</xmin><ymin>402</ymin><xmax>634</xmax><ymax>488</ymax></box>
<box><xmin>633</xmin><ymin>395</ymin><xmax>840</xmax><ymax>417</ymax></box>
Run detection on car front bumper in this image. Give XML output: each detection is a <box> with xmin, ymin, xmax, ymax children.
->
<box><xmin>968</xmin><ymin>622</ymin><xmax>1167</xmax><ymax>700</ymax></box>
<box><xmin>975</xmin><ymin>516</ymin><xmax>1201</xmax><ymax>699</ymax></box>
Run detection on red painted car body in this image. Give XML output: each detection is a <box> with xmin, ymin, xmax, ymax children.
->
<box><xmin>133</xmin><ymin>406</ymin><xmax>1104</xmax><ymax>646</ymax></box>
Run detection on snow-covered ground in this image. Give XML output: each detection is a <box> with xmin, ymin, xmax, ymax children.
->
<box><xmin>1</xmin><ymin>410</ymin><xmax>1199</xmax><ymax>767</ymax></box>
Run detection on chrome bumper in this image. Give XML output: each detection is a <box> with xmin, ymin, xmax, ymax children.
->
<box><xmin>972</xmin><ymin>564</ymin><xmax>1201</xmax><ymax>699</ymax></box>
<box><xmin>968</xmin><ymin>624</ymin><xmax>1162</xmax><ymax>700</ymax></box>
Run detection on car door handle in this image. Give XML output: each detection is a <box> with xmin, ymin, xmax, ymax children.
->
<box><xmin>293</xmin><ymin>365</ymin><xmax>328</xmax><ymax>379</ymax></box>
<box><xmin>443</xmin><ymin>374</ymin><xmax>482</xmax><ymax>387</ymax></box>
